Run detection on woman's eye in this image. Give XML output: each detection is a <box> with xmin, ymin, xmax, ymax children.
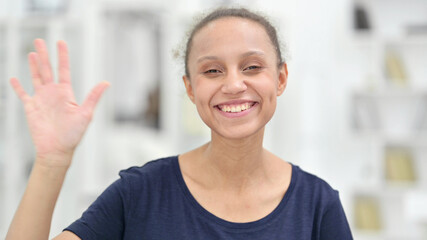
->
<box><xmin>204</xmin><ymin>69</ymin><xmax>221</xmax><ymax>74</ymax></box>
<box><xmin>244</xmin><ymin>65</ymin><xmax>261</xmax><ymax>71</ymax></box>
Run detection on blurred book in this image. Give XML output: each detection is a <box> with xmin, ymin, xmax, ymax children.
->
<box><xmin>385</xmin><ymin>146</ymin><xmax>416</xmax><ymax>183</ymax></box>
<box><xmin>384</xmin><ymin>50</ymin><xmax>408</xmax><ymax>87</ymax></box>
<box><xmin>354</xmin><ymin>4</ymin><xmax>371</xmax><ymax>30</ymax></box>
<box><xmin>354</xmin><ymin>195</ymin><xmax>382</xmax><ymax>231</ymax></box>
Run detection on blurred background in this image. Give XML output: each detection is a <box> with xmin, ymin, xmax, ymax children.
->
<box><xmin>0</xmin><ymin>0</ymin><xmax>427</xmax><ymax>239</ymax></box>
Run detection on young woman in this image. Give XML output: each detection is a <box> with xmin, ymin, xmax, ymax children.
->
<box><xmin>6</xmin><ymin>8</ymin><xmax>353</xmax><ymax>240</ymax></box>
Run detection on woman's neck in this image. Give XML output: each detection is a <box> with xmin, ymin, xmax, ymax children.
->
<box><xmin>199</xmin><ymin>128</ymin><xmax>270</xmax><ymax>192</ymax></box>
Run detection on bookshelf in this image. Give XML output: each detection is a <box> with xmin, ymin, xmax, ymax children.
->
<box><xmin>350</xmin><ymin>0</ymin><xmax>427</xmax><ymax>239</ymax></box>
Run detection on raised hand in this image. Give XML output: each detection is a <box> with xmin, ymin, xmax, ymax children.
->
<box><xmin>9</xmin><ymin>39</ymin><xmax>109</xmax><ymax>167</ymax></box>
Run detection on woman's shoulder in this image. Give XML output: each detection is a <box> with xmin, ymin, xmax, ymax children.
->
<box><xmin>290</xmin><ymin>164</ymin><xmax>340</xmax><ymax>204</ymax></box>
<box><xmin>118</xmin><ymin>155</ymin><xmax>179</xmax><ymax>181</ymax></box>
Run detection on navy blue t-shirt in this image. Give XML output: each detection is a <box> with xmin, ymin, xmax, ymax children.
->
<box><xmin>65</xmin><ymin>156</ymin><xmax>353</xmax><ymax>239</ymax></box>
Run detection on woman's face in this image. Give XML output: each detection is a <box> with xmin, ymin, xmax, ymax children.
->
<box><xmin>184</xmin><ymin>17</ymin><xmax>287</xmax><ymax>140</ymax></box>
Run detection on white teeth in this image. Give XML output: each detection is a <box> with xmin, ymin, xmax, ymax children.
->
<box><xmin>242</xmin><ymin>103</ymin><xmax>249</xmax><ymax>110</ymax></box>
<box><xmin>219</xmin><ymin>103</ymin><xmax>253</xmax><ymax>113</ymax></box>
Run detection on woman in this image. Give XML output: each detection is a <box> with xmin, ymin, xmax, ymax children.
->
<box><xmin>6</xmin><ymin>8</ymin><xmax>353</xmax><ymax>240</ymax></box>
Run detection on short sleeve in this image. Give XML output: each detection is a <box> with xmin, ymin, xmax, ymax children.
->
<box><xmin>64</xmin><ymin>178</ymin><xmax>127</xmax><ymax>240</ymax></box>
<box><xmin>319</xmin><ymin>193</ymin><xmax>353</xmax><ymax>240</ymax></box>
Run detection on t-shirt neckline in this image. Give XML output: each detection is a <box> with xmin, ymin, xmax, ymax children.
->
<box><xmin>172</xmin><ymin>155</ymin><xmax>298</xmax><ymax>232</ymax></box>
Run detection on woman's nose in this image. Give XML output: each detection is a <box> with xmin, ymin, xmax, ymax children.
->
<box><xmin>221</xmin><ymin>72</ymin><xmax>247</xmax><ymax>94</ymax></box>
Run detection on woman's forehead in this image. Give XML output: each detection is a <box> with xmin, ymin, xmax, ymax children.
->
<box><xmin>190</xmin><ymin>17</ymin><xmax>274</xmax><ymax>61</ymax></box>
<box><xmin>193</xmin><ymin>17</ymin><xmax>269</xmax><ymax>44</ymax></box>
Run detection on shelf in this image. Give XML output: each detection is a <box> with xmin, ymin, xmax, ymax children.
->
<box><xmin>353</xmin><ymin>88</ymin><xmax>427</xmax><ymax>98</ymax></box>
<box><xmin>352</xmin><ymin>90</ymin><xmax>427</xmax><ymax>137</ymax></box>
<box><xmin>351</xmin><ymin>31</ymin><xmax>427</xmax><ymax>45</ymax></box>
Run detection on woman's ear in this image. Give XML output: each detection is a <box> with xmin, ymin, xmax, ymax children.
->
<box><xmin>183</xmin><ymin>75</ymin><xmax>195</xmax><ymax>103</ymax></box>
<box><xmin>277</xmin><ymin>63</ymin><xmax>288</xmax><ymax>96</ymax></box>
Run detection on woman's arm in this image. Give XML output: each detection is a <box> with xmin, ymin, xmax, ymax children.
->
<box><xmin>6</xmin><ymin>157</ymin><xmax>71</xmax><ymax>239</ymax></box>
<box><xmin>5</xmin><ymin>39</ymin><xmax>108</xmax><ymax>240</ymax></box>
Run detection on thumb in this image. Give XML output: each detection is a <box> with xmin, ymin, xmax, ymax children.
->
<box><xmin>82</xmin><ymin>81</ymin><xmax>110</xmax><ymax>116</ymax></box>
<box><xmin>10</xmin><ymin>77</ymin><xmax>31</xmax><ymax>103</ymax></box>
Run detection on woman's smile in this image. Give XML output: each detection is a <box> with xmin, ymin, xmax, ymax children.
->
<box><xmin>214</xmin><ymin>100</ymin><xmax>258</xmax><ymax>118</ymax></box>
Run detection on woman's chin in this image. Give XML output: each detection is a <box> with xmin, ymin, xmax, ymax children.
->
<box><xmin>211</xmin><ymin>125</ymin><xmax>265</xmax><ymax>141</ymax></box>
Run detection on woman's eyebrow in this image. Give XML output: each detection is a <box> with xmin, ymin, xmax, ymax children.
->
<box><xmin>196</xmin><ymin>50</ymin><xmax>265</xmax><ymax>64</ymax></box>
<box><xmin>197</xmin><ymin>56</ymin><xmax>219</xmax><ymax>64</ymax></box>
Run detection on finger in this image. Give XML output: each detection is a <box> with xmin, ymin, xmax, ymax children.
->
<box><xmin>10</xmin><ymin>78</ymin><xmax>31</xmax><ymax>102</ymax></box>
<box><xmin>28</xmin><ymin>52</ymin><xmax>42</xmax><ymax>90</ymax></box>
<box><xmin>82</xmin><ymin>82</ymin><xmax>110</xmax><ymax>116</ymax></box>
<box><xmin>34</xmin><ymin>38</ymin><xmax>54</xmax><ymax>84</ymax></box>
<box><xmin>57</xmin><ymin>40</ymin><xmax>71</xmax><ymax>84</ymax></box>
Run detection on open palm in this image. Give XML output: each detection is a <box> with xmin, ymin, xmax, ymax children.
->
<box><xmin>10</xmin><ymin>39</ymin><xmax>109</xmax><ymax>166</ymax></box>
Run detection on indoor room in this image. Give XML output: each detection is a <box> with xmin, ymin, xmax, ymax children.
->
<box><xmin>1</xmin><ymin>0</ymin><xmax>426</xmax><ymax>239</ymax></box>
